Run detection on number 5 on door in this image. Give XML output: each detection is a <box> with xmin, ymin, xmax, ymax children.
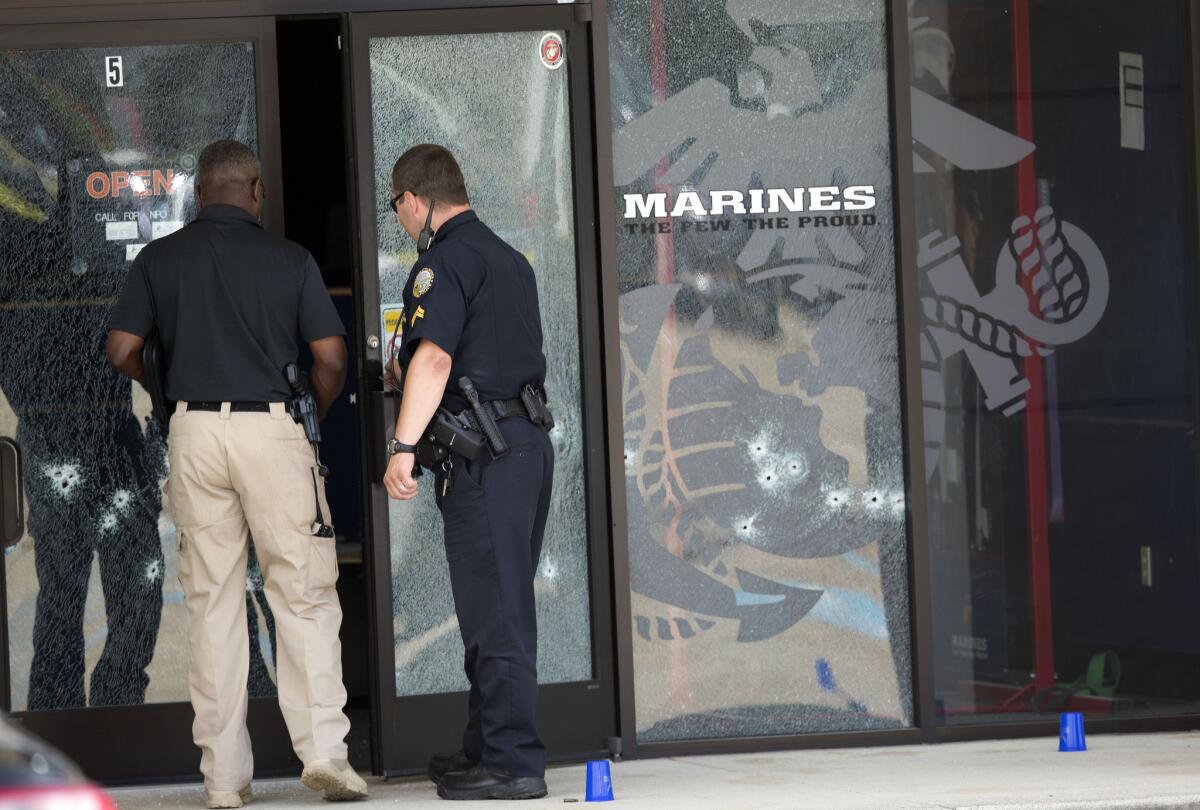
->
<box><xmin>105</xmin><ymin>55</ymin><xmax>123</xmax><ymax>87</ymax></box>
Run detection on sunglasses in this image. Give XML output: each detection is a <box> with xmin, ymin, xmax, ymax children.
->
<box><xmin>389</xmin><ymin>190</ymin><xmax>409</xmax><ymax>211</ymax></box>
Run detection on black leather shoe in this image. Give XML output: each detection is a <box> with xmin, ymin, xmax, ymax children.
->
<box><xmin>436</xmin><ymin>765</ymin><xmax>548</xmax><ymax>801</ymax></box>
<box><xmin>428</xmin><ymin>750</ymin><xmax>478</xmax><ymax>784</ymax></box>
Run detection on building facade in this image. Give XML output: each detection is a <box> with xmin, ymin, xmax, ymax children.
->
<box><xmin>0</xmin><ymin>0</ymin><xmax>1196</xmax><ymax>782</ymax></box>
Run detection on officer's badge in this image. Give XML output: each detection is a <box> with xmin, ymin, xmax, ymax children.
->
<box><xmin>413</xmin><ymin>268</ymin><xmax>435</xmax><ymax>298</ymax></box>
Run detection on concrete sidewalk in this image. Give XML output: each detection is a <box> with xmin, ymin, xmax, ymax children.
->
<box><xmin>108</xmin><ymin>732</ymin><xmax>1200</xmax><ymax>809</ymax></box>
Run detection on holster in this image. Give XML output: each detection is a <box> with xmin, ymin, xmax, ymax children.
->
<box><xmin>520</xmin><ymin>383</ymin><xmax>555</xmax><ymax>431</ymax></box>
<box><xmin>413</xmin><ymin>408</ymin><xmax>486</xmax><ymax>473</ymax></box>
<box><xmin>287</xmin><ymin>392</ymin><xmax>322</xmax><ymax>445</ymax></box>
<box><xmin>284</xmin><ymin>363</ymin><xmax>323</xmax><ymax>445</ymax></box>
<box><xmin>412</xmin><ymin>383</ymin><xmax>554</xmax><ymax>474</ymax></box>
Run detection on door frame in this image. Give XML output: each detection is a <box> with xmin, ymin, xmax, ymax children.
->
<box><xmin>0</xmin><ymin>16</ymin><xmax>295</xmax><ymax>784</ymax></box>
<box><xmin>346</xmin><ymin>4</ymin><xmax>618</xmax><ymax>777</ymax></box>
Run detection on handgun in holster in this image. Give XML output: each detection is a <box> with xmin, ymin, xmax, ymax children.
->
<box><xmin>285</xmin><ymin>363</ymin><xmax>323</xmax><ymax>448</ymax></box>
<box><xmin>283</xmin><ymin>362</ymin><xmax>333</xmax><ymax>538</ymax></box>
<box><xmin>413</xmin><ymin>409</ymin><xmax>487</xmax><ymax>475</ymax></box>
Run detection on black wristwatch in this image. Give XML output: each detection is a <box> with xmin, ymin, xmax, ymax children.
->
<box><xmin>387</xmin><ymin>437</ymin><xmax>418</xmax><ymax>455</ymax></box>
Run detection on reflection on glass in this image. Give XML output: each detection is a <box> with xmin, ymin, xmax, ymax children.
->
<box><xmin>608</xmin><ymin>0</ymin><xmax>912</xmax><ymax>741</ymax></box>
<box><xmin>368</xmin><ymin>31</ymin><xmax>592</xmax><ymax>696</ymax></box>
<box><xmin>0</xmin><ymin>42</ymin><xmax>268</xmax><ymax>709</ymax></box>
<box><xmin>910</xmin><ymin>0</ymin><xmax>1200</xmax><ymax>722</ymax></box>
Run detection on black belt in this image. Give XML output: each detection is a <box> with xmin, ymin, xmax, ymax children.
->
<box><xmin>451</xmin><ymin>398</ymin><xmax>538</xmax><ymax>441</ymax></box>
<box><xmin>487</xmin><ymin>397</ymin><xmax>530</xmax><ymax>421</ymax></box>
<box><xmin>185</xmin><ymin>401</ymin><xmax>276</xmax><ymax>413</ymax></box>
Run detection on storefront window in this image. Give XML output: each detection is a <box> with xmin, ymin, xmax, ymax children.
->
<box><xmin>910</xmin><ymin>0</ymin><xmax>1200</xmax><ymax>722</ymax></box>
<box><xmin>0</xmin><ymin>42</ymin><xmax>262</xmax><ymax>710</ymax></box>
<box><xmin>609</xmin><ymin>0</ymin><xmax>913</xmax><ymax>741</ymax></box>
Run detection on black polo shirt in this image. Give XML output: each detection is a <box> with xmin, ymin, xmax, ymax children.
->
<box><xmin>397</xmin><ymin>210</ymin><xmax>546</xmax><ymax>411</ymax></box>
<box><xmin>109</xmin><ymin>204</ymin><xmax>345</xmax><ymax>402</ymax></box>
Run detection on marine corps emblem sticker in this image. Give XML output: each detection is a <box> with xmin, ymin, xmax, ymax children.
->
<box><xmin>540</xmin><ymin>33</ymin><xmax>565</xmax><ymax>70</ymax></box>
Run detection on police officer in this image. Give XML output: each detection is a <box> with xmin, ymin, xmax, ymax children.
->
<box><xmin>382</xmin><ymin>144</ymin><xmax>554</xmax><ymax>801</ymax></box>
<box><xmin>106</xmin><ymin>140</ymin><xmax>367</xmax><ymax>808</ymax></box>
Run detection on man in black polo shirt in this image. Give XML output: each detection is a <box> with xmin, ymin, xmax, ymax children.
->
<box><xmin>382</xmin><ymin>144</ymin><xmax>554</xmax><ymax>801</ymax></box>
<box><xmin>106</xmin><ymin>140</ymin><xmax>367</xmax><ymax>808</ymax></box>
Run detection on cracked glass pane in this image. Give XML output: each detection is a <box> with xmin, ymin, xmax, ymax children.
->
<box><xmin>0</xmin><ymin>42</ymin><xmax>272</xmax><ymax>709</ymax></box>
<box><xmin>369</xmin><ymin>31</ymin><xmax>593</xmax><ymax>696</ymax></box>
<box><xmin>608</xmin><ymin>0</ymin><xmax>913</xmax><ymax>740</ymax></box>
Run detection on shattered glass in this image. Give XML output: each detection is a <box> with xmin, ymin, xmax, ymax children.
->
<box><xmin>609</xmin><ymin>0</ymin><xmax>913</xmax><ymax>740</ymax></box>
<box><xmin>369</xmin><ymin>31</ymin><xmax>592</xmax><ymax>695</ymax></box>
<box><xmin>0</xmin><ymin>42</ymin><xmax>270</xmax><ymax>709</ymax></box>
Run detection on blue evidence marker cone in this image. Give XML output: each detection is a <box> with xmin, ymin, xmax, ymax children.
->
<box><xmin>585</xmin><ymin>760</ymin><xmax>615</xmax><ymax>802</ymax></box>
<box><xmin>1059</xmin><ymin>712</ymin><xmax>1087</xmax><ymax>752</ymax></box>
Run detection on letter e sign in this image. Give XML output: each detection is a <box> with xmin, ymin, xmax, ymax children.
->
<box><xmin>105</xmin><ymin>56</ymin><xmax>123</xmax><ymax>88</ymax></box>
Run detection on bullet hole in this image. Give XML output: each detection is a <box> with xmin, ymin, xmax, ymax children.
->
<box><xmin>44</xmin><ymin>463</ymin><xmax>83</xmax><ymax>499</ymax></box>
<box><xmin>782</xmin><ymin>455</ymin><xmax>808</xmax><ymax>481</ymax></box>
<box><xmin>826</xmin><ymin>489</ymin><xmax>852</xmax><ymax>509</ymax></box>
<box><xmin>756</xmin><ymin>468</ymin><xmax>781</xmax><ymax>490</ymax></box>
<box><xmin>144</xmin><ymin>560</ymin><xmax>162</xmax><ymax>581</ymax></box>
<box><xmin>746</xmin><ymin>431</ymin><xmax>773</xmax><ymax>460</ymax></box>
<box><xmin>733</xmin><ymin>515</ymin><xmax>760</xmax><ymax>542</ymax></box>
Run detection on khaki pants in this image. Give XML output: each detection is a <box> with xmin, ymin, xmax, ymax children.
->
<box><xmin>168</xmin><ymin>402</ymin><xmax>350</xmax><ymax>791</ymax></box>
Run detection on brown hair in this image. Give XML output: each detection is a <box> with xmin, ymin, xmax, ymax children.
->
<box><xmin>390</xmin><ymin>144</ymin><xmax>469</xmax><ymax>207</ymax></box>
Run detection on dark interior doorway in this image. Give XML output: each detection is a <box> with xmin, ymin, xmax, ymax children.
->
<box><xmin>276</xmin><ymin>14</ymin><xmax>372</xmax><ymax>770</ymax></box>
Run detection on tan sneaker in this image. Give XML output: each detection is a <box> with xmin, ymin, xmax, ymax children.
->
<box><xmin>301</xmin><ymin>759</ymin><xmax>369</xmax><ymax>802</ymax></box>
<box><xmin>205</xmin><ymin>785</ymin><xmax>252</xmax><ymax>809</ymax></box>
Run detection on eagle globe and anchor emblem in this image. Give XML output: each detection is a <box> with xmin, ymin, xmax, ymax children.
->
<box><xmin>609</xmin><ymin>0</ymin><xmax>1111</xmax><ymax>708</ymax></box>
<box><xmin>539</xmin><ymin>32</ymin><xmax>565</xmax><ymax>70</ymax></box>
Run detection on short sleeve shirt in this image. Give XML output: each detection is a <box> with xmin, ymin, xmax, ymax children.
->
<box><xmin>397</xmin><ymin>210</ymin><xmax>546</xmax><ymax>411</ymax></box>
<box><xmin>109</xmin><ymin>204</ymin><xmax>345</xmax><ymax>402</ymax></box>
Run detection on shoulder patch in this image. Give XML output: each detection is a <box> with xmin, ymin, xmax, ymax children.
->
<box><xmin>413</xmin><ymin>267</ymin><xmax>435</xmax><ymax>298</ymax></box>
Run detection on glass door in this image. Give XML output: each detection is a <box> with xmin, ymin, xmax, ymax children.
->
<box><xmin>349</xmin><ymin>7</ymin><xmax>616</xmax><ymax>775</ymax></box>
<box><xmin>0</xmin><ymin>17</ymin><xmax>294</xmax><ymax>781</ymax></box>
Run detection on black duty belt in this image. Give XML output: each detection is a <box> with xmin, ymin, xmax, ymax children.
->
<box><xmin>185</xmin><ymin>401</ymin><xmax>277</xmax><ymax>413</ymax></box>
<box><xmin>487</xmin><ymin>397</ymin><xmax>532</xmax><ymax>421</ymax></box>
<box><xmin>452</xmin><ymin>391</ymin><xmax>554</xmax><ymax>450</ymax></box>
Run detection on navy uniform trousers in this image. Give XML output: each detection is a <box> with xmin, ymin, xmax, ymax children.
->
<box><xmin>435</xmin><ymin>416</ymin><xmax>554</xmax><ymax>778</ymax></box>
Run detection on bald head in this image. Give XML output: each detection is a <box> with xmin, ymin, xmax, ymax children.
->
<box><xmin>195</xmin><ymin>139</ymin><xmax>263</xmax><ymax>216</ymax></box>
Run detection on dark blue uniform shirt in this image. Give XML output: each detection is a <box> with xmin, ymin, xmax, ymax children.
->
<box><xmin>398</xmin><ymin>210</ymin><xmax>547</xmax><ymax>410</ymax></box>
